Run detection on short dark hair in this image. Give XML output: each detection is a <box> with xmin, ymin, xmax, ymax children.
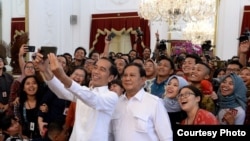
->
<box><xmin>70</xmin><ymin>66</ymin><xmax>87</xmax><ymax>85</ymax></box>
<box><xmin>63</xmin><ymin>52</ymin><xmax>72</xmax><ymax>58</ymax></box>
<box><xmin>185</xmin><ymin>54</ymin><xmax>202</xmax><ymax>64</ymax></box>
<box><xmin>48</xmin><ymin>121</ymin><xmax>64</xmax><ymax>138</ymax></box>
<box><xmin>227</xmin><ymin>60</ymin><xmax>243</xmax><ymax>69</ymax></box>
<box><xmin>123</xmin><ymin>63</ymin><xmax>146</xmax><ymax>77</ymax></box>
<box><xmin>179</xmin><ymin>85</ymin><xmax>202</xmax><ymax>107</ymax></box>
<box><xmin>158</xmin><ymin>55</ymin><xmax>176</xmax><ymax>72</ymax></box>
<box><xmin>196</xmin><ymin>61</ymin><xmax>211</xmax><ymax>75</ymax></box>
<box><xmin>108</xmin><ymin>79</ymin><xmax>124</xmax><ymax>89</ymax></box>
<box><xmin>0</xmin><ymin>114</ymin><xmax>16</xmax><ymax>131</ymax></box>
<box><xmin>74</xmin><ymin>47</ymin><xmax>87</xmax><ymax>56</ymax></box>
<box><xmin>99</xmin><ymin>57</ymin><xmax>118</xmax><ymax>78</ymax></box>
<box><xmin>143</xmin><ymin>47</ymin><xmax>151</xmax><ymax>53</ymax></box>
<box><xmin>133</xmin><ymin>57</ymin><xmax>144</xmax><ymax>64</ymax></box>
<box><xmin>89</xmin><ymin>50</ymin><xmax>100</xmax><ymax>58</ymax></box>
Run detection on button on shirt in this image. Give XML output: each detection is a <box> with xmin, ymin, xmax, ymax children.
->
<box><xmin>47</xmin><ymin>76</ymin><xmax>119</xmax><ymax>141</ymax></box>
<box><xmin>109</xmin><ymin>88</ymin><xmax>173</xmax><ymax>141</ymax></box>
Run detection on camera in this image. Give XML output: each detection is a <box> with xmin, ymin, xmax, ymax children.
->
<box><xmin>107</xmin><ymin>32</ymin><xmax>116</xmax><ymax>41</ymax></box>
<box><xmin>136</xmin><ymin>27</ymin><xmax>144</xmax><ymax>37</ymax></box>
<box><xmin>157</xmin><ymin>39</ymin><xmax>167</xmax><ymax>51</ymax></box>
<box><xmin>243</xmin><ymin>27</ymin><xmax>250</xmax><ymax>37</ymax></box>
<box><xmin>26</xmin><ymin>46</ymin><xmax>36</xmax><ymax>52</ymax></box>
<box><xmin>201</xmin><ymin>40</ymin><xmax>212</xmax><ymax>51</ymax></box>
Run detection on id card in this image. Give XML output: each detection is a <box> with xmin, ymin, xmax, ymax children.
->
<box><xmin>2</xmin><ymin>92</ymin><xmax>7</xmax><ymax>97</ymax></box>
<box><xmin>30</xmin><ymin>122</ymin><xmax>35</xmax><ymax>131</ymax></box>
<box><xmin>63</xmin><ymin>108</ymin><xmax>69</xmax><ymax>115</ymax></box>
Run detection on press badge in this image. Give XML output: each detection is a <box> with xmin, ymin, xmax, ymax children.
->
<box><xmin>2</xmin><ymin>92</ymin><xmax>7</xmax><ymax>98</ymax></box>
<box><xmin>30</xmin><ymin>122</ymin><xmax>35</xmax><ymax>131</ymax></box>
<box><xmin>63</xmin><ymin>108</ymin><xmax>69</xmax><ymax>115</ymax></box>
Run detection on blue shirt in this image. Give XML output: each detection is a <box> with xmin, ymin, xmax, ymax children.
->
<box><xmin>145</xmin><ymin>77</ymin><xmax>169</xmax><ymax>98</ymax></box>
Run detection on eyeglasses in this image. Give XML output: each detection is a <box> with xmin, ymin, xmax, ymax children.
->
<box><xmin>25</xmin><ymin>66</ymin><xmax>35</xmax><ymax>69</ymax></box>
<box><xmin>226</xmin><ymin>68</ymin><xmax>240</xmax><ymax>72</ymax></box>
<box><xmin>177</xmin><ymin>92</ymin><xmax>195</xmax><ymax>99</ymax></box>
<box><xmin>73</xmin><ymin>73</ymin><xmax>84</xmax><ymax>78</ymax></box>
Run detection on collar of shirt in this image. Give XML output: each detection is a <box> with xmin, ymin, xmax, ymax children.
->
<box><xmin>122</xmin><ymin>88</ymin><xmax>145</xmax><ymax>102</ymax></box>
<box><xmin>153</xmin><ymin>77</ymin><xmax>169</xmax><ymax>85</ymax></box>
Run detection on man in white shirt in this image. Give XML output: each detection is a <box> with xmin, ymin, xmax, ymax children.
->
<box><xmin>35</xmin><ymin>53</ymin><xmax>118</xmax><ymax>141</ymax></box>
<box><xmin>109</xmin><ymin>63</ymin><xmax>173</xmax><ymax>141</ymax></box>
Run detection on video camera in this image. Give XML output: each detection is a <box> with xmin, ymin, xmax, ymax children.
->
<box><xmin>201</xmin><ymin>40</ymin><xmax>212</xmax><ymax>51</ymax></box>
<box><xmin>243</xmin><ymin>28</ymin><xmax>250</xmax><ymax>37</ymax></box>
<box><xmin>157</xmin><ymin>39</ymin><xmax>167</xmax><ymax>51</ymax></box>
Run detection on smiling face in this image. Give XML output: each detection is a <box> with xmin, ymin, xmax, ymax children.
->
<box><xmin>91</xmin><ymin>59</ymin><xmax>114</xmax><ymax>87</ymax></box>
<box><xmin>219</xmin><ymin>76</ymin><xmax>234</xmax><ymax>96</ymax></box>
<box><xmin>24</xmin><ymin>62</ymin><xmax>35</xmax><ymax>76</ymax></box>
<box><xmin>188</xmin><ymin>64</ymin><xmax>209</xmax><ymax>82</ymax></box>
<box><xmin>239</xmin><ymin>68</ymin><xmax>250</xmax><ymax>86</ymax></box>
<box><xmin>177</xmin><ymin>88</ymin><xmax>200</xmax><ymax>112</ymax></box>
<box><xmin>114</xmin><ymin>58</ymin><xmax>126</xmax><ymax>75</ymax></box>
<box><xmin>23</xmin><ymin>77</ymin><xmax>38</xmax><ymax>96</ymax></box>
<box><xmin>122</xmin><ymin>65</ymin><xmax>145</xmax><ymax>96</ymax></box>
<box><xmin>157</xmin><ymin>59</ymin><xmax>173</xmax><ymax>77</ymax></box>
<box><xmin>144</xmin><ymin>60</ymin><xmax>156</xmax><ymax>78</ymax></box>
<box><xmin>70</xmin><ymin>68</ymin><xmax>86</xmax><ymax>85</ymax></box>
<box><xmin>182</xmin><ymin>57</ymin><xmax>196</xmax><ymax>75</ymax></box>
<box><xmin>165</xmin><ymin>78</ymin><xmax>179</xmax><ymax>99</ymax></box>
<box><xmin>74</xmin><ymin>49</ymin><xmax>85</xmax><ymax>61</ymax></box>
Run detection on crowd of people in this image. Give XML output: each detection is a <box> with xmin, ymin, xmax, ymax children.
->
<box><xmin>0</xmin><ymin>32</ymin><xmax>249</xmax><ymax>141</ymax></box>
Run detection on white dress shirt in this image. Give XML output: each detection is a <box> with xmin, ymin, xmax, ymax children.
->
<box><xmin>109</xmin><ymin>88</ymin><xmax>173</xmax><ymax>141</ymax></box>
<box><xmin>47</xmin><ymin>76</ymin><xmax>119</xmax><ymax>141</ymax></box>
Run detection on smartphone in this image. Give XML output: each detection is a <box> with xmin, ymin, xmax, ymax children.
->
<box><xmin>40</xmin><ymin>46</ymin><xmax>57</xmax><ymax>59</ymax></box>
<box><xmin>229</xmin><ymin>108</ymin><xmax>238</xmax><ymax>116</ymax></box>
<box><xmin>27</xmin><ymin>46</ymin><xmax>36</xmax><ymax>52</ymax></box>
<box><xmin>107</xmin><ymin>32</ymin><xmax>116</xmax><ymax>41</ymax></box>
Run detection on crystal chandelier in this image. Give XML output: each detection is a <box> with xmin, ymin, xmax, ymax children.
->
<box><xmin>183</xmin><ymin>20</ymin><xmax>215</xmax><ymax>45</ymax></box>
<box><xmin>138</xmin><ymin>0</ymin><xmax>217</xmax><ymax>43</ymax></box>
<box><xmin>138</xmin><ymin>0</ymin><xmax>216</xmax><ymax>23</ymax></box>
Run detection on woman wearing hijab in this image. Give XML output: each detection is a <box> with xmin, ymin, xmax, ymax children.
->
<box><xmin>163</xmin><ymin>75</ymin><xmax>189</xmax><ymax>127</ymax></box>
<box><xmin>217</xmin><ymin>73</ymin><xmax>247</xmax><ymax>125</ymax></box>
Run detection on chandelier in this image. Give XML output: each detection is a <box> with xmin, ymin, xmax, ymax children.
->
<box><xmin>138</xmin><ymin>0</ymin><xmax>216</xmax><ymax>23</ymax></box>
<box><xmin>138</xmin><ymin>0</ymin><xmax>217</xmax><ymax>44</ymax></box>
<box><xmin>183</xmin><ymin>20</ymin><xmax>215</xmax><ymax>45</ymax></box>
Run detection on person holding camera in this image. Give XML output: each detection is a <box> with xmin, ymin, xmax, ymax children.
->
<box><xmin>152</xmin><ymin>31</ymin><xmax>169</xmax><ymax>62</ymax></box>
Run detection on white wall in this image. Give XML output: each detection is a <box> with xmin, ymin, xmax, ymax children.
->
<box><xmin>2</xmin><ymin>0</ymin><xmax>250</xmax><ymax>64</ymax></box>
<box><xmin>216</xmin><ymin>0</ymin><xmax>246</xmax><ymax>60</ymax></box>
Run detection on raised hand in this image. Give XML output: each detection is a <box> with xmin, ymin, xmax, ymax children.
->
<box><xmin>47</xmin><ymin>53</ymin><xmax>65</xmax><ymax>80</ymax></box>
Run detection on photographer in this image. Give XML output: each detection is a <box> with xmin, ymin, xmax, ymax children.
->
<box><xmin>238</xmin><ymin>34</ymin><xmax>250</xmax><ymax>67</ymax></box>
<box><xmin>132</xmin><ymin>27</ymin><xmax>146</xmax><ymax>59</ymax></box>
<box><xmin>152</xmin><ymin>31</ymin><xmax>169</xmax><ymax>62</ymax></box>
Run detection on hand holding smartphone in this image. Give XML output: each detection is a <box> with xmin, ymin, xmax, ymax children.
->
<box><xmin>229</xmin><ymin>108</ymin><xmax>238</xmax><ymax>116</ymax></box>
<box><xmin>25</xmin><ymin>46</ymin><xmax>36</xmax><ymax>52</ymax></box>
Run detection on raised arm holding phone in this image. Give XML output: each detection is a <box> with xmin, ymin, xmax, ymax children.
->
<box><xmin>34</xmin><ymin>52</ymin><xmax>119</xmax><ymax>141</ymax></box>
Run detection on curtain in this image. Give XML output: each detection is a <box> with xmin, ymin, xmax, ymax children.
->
<box><xmin>240</xmin><ymin>6</ymin><xmax>250</xmax><ymax>61</ymax></box>
<box><xmin>89</xmin><ymin>12</ymin><xmax>150</xmax><ymax>57</ymax></box>
<box><xmin>11</xmin><ymin>17</ymin><xmax>25</xmax><ymax>44</ymax></box>
<box><xmin>241</xmin><ymin>6</ymin><xmax>250</xmax><ymax>34</ymax></box>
